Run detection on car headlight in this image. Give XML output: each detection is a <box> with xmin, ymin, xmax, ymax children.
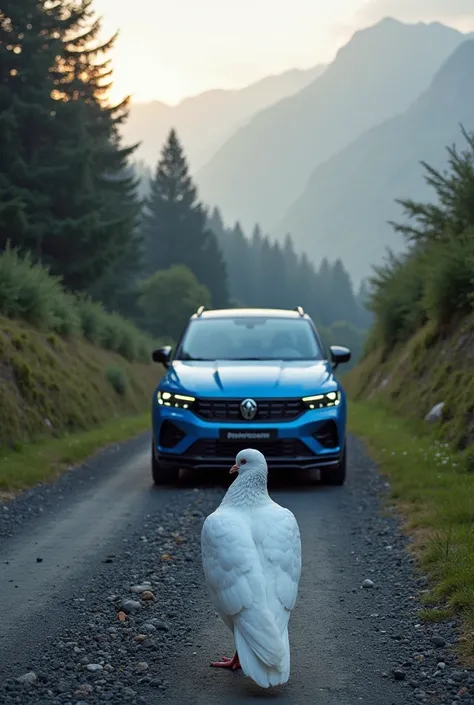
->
<box><xmin>302</xmin><ymin>390</ymin><xmax>341</xmax><ymax>409</ymax></box>
<box><xmin>157</xmin><ymin>390</ymin><xmax>195</xmax><ymax>409</ymax></box>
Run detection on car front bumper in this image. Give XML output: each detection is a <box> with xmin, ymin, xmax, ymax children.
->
<box><xmin>152</xmin><ymin>401</ymin><xmax>346</xmax><ymax>472</ymax></box>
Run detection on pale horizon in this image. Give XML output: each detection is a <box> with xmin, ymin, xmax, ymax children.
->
<box><xmin>93</xmin><ymin>0</ymin><xmax>474</xmax><ymax>105</ymax></box>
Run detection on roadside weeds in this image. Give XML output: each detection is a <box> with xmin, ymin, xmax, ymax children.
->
<box><xmin>348</xmin><ymin>400</ymin><xmax>474</xmax><ymax>664</ymax></box>
<box><xmin>0</xmin><ymin>413</ymin><xmax>150</xmax><ymax>493</ymax></box>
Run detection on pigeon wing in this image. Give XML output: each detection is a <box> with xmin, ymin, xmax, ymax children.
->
<box><xmin>201</xmin><ymin>508</ymin><xmax>285</xmax><ymax>667</ymax></box>
<box><xmin>254</xmin><ymin>503</ymin><xmax>302</xmax><ymax>633</ymax></box>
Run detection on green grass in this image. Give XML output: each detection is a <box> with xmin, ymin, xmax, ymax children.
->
<box><xmin>348</xmin><ymin>400</ymin><xmax>474</xmax><ymax>663</ymax></box>
<box><xmin>0</xmin><ymin>412</ymin><xmax>150</xmax><ymax>493</ymax></box>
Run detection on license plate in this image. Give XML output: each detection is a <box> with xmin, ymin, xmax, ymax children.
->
<box><xmin>219</xmin><ymin>429</ymin><xmax>278</xmax><ymax>441</ymax></box>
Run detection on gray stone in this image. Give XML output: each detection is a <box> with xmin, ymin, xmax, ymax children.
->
<box><xmin>392</xmin><ymin>669</ymin><xmax>406</xmax><ymax>681</ymax></box>
<box><xmin>431</xmin><ymin>636</ymin><xmax>446</xmax><ymax>648</ymax></box>
<box><xmin>425</xmin><ymin>402</ymin><xmax>444</xmax><ymax>423</ymax></box>
<box><xmin>120</xmin><ymin>599</ymin><xmax>141</xmax><ymax>614</ymax></box>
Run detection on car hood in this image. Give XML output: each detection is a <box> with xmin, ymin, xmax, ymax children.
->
<box><xmin>161</xmin><ymin>360</ymin><xmax>336</xmax><ymax>398</ymax></box>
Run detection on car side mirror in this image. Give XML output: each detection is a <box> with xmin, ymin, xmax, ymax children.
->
<box><xmin>152</xmin><ymin>345</ymin><xmax>172</xmax><ymax>368</ymax></box>
<box><xmin>329</xmin><ymin>345</ymin><xmax>351</xmax><ymax>370</ymax></box>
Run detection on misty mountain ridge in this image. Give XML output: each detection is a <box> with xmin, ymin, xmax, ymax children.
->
<box><xmin>121</xmin><ymin>65</ymin><xmax>325</xmax><ymax>172</ymax></box>
<box><xmin>195</xmin><ymin>18</ymin><xmax>467</xmax><ymax>233</ymax></box>
<box><xmin>278</xmin><ymin>39</ymin><xmax>474</xmax><ymax>285</ymax></box>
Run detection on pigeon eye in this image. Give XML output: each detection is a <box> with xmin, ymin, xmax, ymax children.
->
<box><xmin>240</xmin><ymin>458</ymin><xmax>247</xmax><ymax>465</ymax></box>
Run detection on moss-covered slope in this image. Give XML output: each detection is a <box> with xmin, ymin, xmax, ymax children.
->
<box><xmin>344</xmin><ymin>313</ymin><xmax>474</xmax><ymax>451</ymax></box>
<box><xmin>0</xmin><ymin>316</ymin><xmax>160</xmax><ymax>450</ymax></box>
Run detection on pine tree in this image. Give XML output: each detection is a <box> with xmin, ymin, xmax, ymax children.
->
<box><xmin>356</xmin><ymin>279</ymin><xmax>373</xmax><ymax>328</ymax></box>
<box><xmin>143</xmin><ymin>129</ymin><xmax>229</xmax><ymax>307</ymax></box>
<box><xmin>0</xmin><ymin>0</ymin><xmax>70</xmax><ymax>256</ymax></box>
<box><xmin>246</xmin><ymin>224</ymin><xmax>264</xmax><ymax>306</ymax></box>
<box><xmin>208</xmin><ymin>207</ymin><xmax>226</xmax><ymax>249</ymax></box>
<box><xmin>293</xmin><ymin>253</ymin><xmax>321</xmax><ymax>321</ymax></box>
<box><xmin>206</xmin><ymin>215</ymin><xmax>366</xmax><ymax>332</ymax></box>
<box><xmin>329</xmin><ymin>259</ymin><xmax>360</xmax><ymax>324</ymax></box>
<box><xmin>282</xmin><ymin>234</ymin><xmax>299</xmax><ymax>303</ymax></box>
<box><xmin>0</xmin><ymin>0</ymin><xmax>141</xmax><ymax>294</ymax></box>
<box><xmin>44</xmin><ymin>1</ymin><xmax>141</xmax><ymax>292</ymax></box>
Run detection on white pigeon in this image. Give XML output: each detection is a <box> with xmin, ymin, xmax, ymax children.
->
<box><xmin>201</xmin><ymin>448</ymin><xmax>302</xmax><ymax>688</ymax></box>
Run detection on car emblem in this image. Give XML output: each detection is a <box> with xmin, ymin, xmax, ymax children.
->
<box><xmin>240</xmin><ymin>398</ymin><xmax>258</xmax><ymax>420</ymax></box>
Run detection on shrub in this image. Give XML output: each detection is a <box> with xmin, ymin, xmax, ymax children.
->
<box><xmin>0</xmin><ymin>246</ymin><xmax>157</xmax><ymax>362</ymax></box>
<box><xmin>106</xmin><ymin>365</ymin><xmax>128</xmax><ymax>396</ymax></box>
<box><xmin>0</xmin><ymin>245</ymin><xmax>63</xmax><ymax>330</ymax></box>
<box><xmin>75</xmin><ymin>296</ymin><xmax>108</xmax><ymax>346</ymax></box>
<box><xmin>139</xmin><ymin>264</ymin><xmax>211</xmax><ymax>340</ymax></box>
<box><xmin>422</xmin><ymin>232</ymin><xmax>474</xmax><ymax>325</ymax></box>
<box><xmin>51</xmin><ymin>291</ymin><xmax>82</xmax><ymax>337</ymax></box>
<box><xmin>368</xmin><ymin>251</ymin><xmax>426</xmax><ymax>349</ymax></box>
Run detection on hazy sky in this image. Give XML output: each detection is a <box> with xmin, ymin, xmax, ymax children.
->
<box><xmin>93</xmin><ymin>0</ymin><xmax>474</xmax><ymax>105</ymax></box>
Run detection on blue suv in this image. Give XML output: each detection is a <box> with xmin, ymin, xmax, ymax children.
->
<box><xmin>151</xmin><ymin>307</ymin><xmax>351</xmax><ymax>485</ymax></box>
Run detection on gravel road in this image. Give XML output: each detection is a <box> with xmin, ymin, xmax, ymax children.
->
<box><xmin>0</xmin><ymin>433</ymin><xmax>473</xmax><ymax>705</ymax></box>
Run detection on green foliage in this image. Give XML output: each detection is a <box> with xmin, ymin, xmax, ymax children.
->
<box><xmin>76</xmin><ymin>297</ymin><xmax>109</xmax><ymax>346</ymax></box>
<box><xmin>368</xmin><ymin>127</ymin><xmax>474</xmax><ymax>351</ymax></box>
<box><xmin>422</xmin><ymin>231</ymin><xmax>474</xmax><ymax>324</ymax></box>
<box><xmin>139</xmin><ymin>265</ymin><xmax>211</xmax><ymax>340</ymax></box>
<box><xmin>463</xmin><ymin>446</ymin><xmax>474</xmax><ymax>474</ymax></box>
<box><xmin>0</xmin><ymin>246</ymin><xmax>155</xmax><ymax>363</ymax></box>
<box><xmin>143</xmin><ymin>129</ymin><xmax>229</xmax><ymax>308</ymax></box>
<box><xmin>0</xmin><ymin>245</ymin><xmax>64</xmax><ymax>330</ymax></box>
<box><xmin>106</xmin><ymin>366</ymin><xmax>128</xmax><ymax>397</ymax></box>
<box><xmin>368</xmin><ymin>250</ymin><xmax>426</xmax><ymax>348</ymax></box>
<box><xmin>0</xmin><ymin>0</ymin><xmax>141</xmax><ymax>298</ymax></box>
<box><xmin>390</xmin><ymin>126</ymin><xmax>474</xmax><ymax>245</ymax></box>
<box><xmin>51</xmin><ymin>292</ymin><xmax>82</xmax><ymax>338</ymax></box>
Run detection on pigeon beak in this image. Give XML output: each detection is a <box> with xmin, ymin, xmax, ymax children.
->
<box><xmin>229</xmin><ymin>464</ymin><xmax>239</xmax><ymax>475</ymax></box>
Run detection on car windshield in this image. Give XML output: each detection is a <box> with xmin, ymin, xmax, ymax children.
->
<box><xmin>176</xmin><ymin>317</ymin><xmax>323</xmax><ymax>361</ymax></box>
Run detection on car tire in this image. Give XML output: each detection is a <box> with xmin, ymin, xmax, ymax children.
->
<box><xmin>151</xmin><ymin>443</ymin><xmax>180</xmax><ymax>485</ymax></box>
<box><xmin>320</xmin><ymin>443</ymin><xmax>347</xmax><ymax>486</ymax></box>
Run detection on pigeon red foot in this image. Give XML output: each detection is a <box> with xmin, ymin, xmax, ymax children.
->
<box><xmin>210</xmin><ymin>651</ymin><xmax>241</xmax><ymax>670</ymax></box>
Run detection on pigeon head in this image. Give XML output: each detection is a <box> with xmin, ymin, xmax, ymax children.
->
<box><xmin>229</xmin><ymin>448</ymin><xmax>267</xmax><ymax>476</ymax></box>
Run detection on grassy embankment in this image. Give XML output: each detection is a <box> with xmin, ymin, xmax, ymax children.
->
<box><xmin>344</xmin><ymin>315</ymin><xmax>474</xmax><ymax>662</ymax></box>
<box><xmin>0</xmin><ymin>248</ymin><xmax>162</xmax><ymax>494</ymax></box>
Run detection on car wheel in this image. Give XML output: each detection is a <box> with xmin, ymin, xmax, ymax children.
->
<box><xmin>320</xmin><ymin>444</ymin><xmax>347</xmax><ymax>486</ymax></box>
<box><xmin>151</xmin><ymin>442</ymin><xmax>180</xmax><ymax>485</ymax></box>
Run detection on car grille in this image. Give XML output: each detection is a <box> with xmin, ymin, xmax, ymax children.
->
<box><xmin>193</xmin><ymin>398</ymin><xmax>304</xmax><ymax>422</ymax></box>
<box><xmin>184</xmin><ymin>438</ymin><xmax>313</xmax><ymax>459</ymax></box>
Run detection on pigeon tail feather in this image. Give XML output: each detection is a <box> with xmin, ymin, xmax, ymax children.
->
<box><xmin>233</xmin><ymin>608</ymin><xmax>285</xmax><ymax>668</ymax></box>
<box><xmin>234</xmin><ymin>625</ymin><xmax>290</xmax><ymax>688</ymax></box>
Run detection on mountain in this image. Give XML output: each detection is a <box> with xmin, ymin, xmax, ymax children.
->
<box><xmin>120</xmin><ymin>66</ymin><xmax>325</xmax><ymax>172</ymax></box>
<box><xmin>195</xmin><ymin>19</ymin><xmax>467</xmax><ymax>233</ymax></box>
<box><xmin>278</xmin><ymin>40</ymin><xmax>474</xmax><ymax>284</ymax></box>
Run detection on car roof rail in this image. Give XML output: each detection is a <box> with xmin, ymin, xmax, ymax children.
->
<box><xmin>295</xmin><ymin>306</ymin><xmax>304</xmax><ymax>316</ymax></box>
<box><xmin>196</xmin><ymin>306</ymin><xmax>205</xmax><ymax>317</ymax></box>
